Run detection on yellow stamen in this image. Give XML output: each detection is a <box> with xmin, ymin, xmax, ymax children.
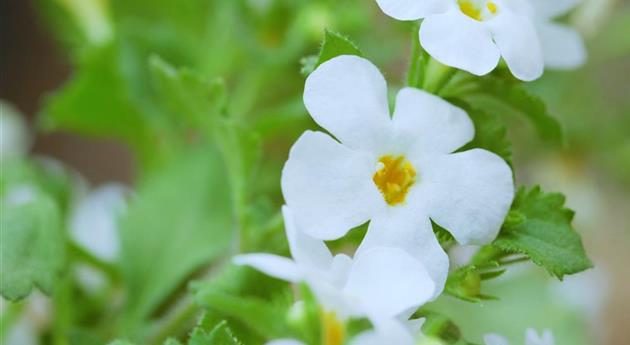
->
<box><xmin>487</xmin><ymin>1</ymin><xmax>498</xmax><ymax>14</ymax></box>
<box><xmin>322</xmin><ymin>311</ymin><xmax>345</xmax><ymax>345</ymax></box>
<box><xmin>458</xmin><ymin>1</ymin><xmax>482</xmax><ymax>21</ymax></box>
<box><xmin>372</xmin><ymin>155</ymin><xmax>416</xmax><ymax>206</ymax></box>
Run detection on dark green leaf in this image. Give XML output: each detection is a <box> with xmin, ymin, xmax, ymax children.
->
<box><xmin>459</xmin><ymin>77</ymin><xmax>563</xmax><ymax>145</ymax></box>
<box><xmin>452</xmin><ymin>100</ymin><xmax>512</xmax><ymax>164</ymax></box>
<box><xmin>494</xmin><ymin>186</ymin><xmax>593</xmax><ymax>279</ymax></box>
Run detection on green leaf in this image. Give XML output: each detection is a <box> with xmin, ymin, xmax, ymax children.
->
<box><xmin>459</xmin><ymin>77</ymin><xmax>563</xmax><ymax>145</ymax></box>
<box><xmin>494</xmin><ymin>186</ymin><xmax>593</xmax><ymax>279</ymax></box>
<box><xmin>118</xmin><ymin>147</ymin><xmax>234</xmax><ymax>331</ymax></box>
<box><xmin>149</xmin><ymin>55</ymin><xmax>227</xmax><ymax>131</ymax></box>
<box><xmin>193</xmin><ymin>266</ymin><xmax>293</xmax><ymax>340</ymax></box>
<box><xmin>0</xmin><ymin>193</ymin><xmax>65</xmax><ymax>300</ymax></box>
<box><xmin>39</xmin><ymin>44</ymin><xmax>149</xmax><ymax>152</ymax></box>
<box><xmin>302</xmin><ymin>30</ymin><xmax>363</xmax><ymax>76</ymax></box>
<box><xmin>453</xmin><ymin>101</ymin><xmax>512</xmax><ymax>164</ymax></box>
<box><xmin>107</xmin><ymin>341</ymin><xmax>136</xmax><ymax>345</ymax></box>
<box><xmin>188</xmin><ymin>321</ymin><xmax>242</xmax><ymax>345</ymax></box>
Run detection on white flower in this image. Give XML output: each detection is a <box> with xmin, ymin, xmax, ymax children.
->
<box><xmin>528</xmin><ymin>0</ymin><xmax>587</xmax><ymax>69</ymax></box>
<box><xmin>484</xmin><ymin>328</ymin><xmax>554</xmax><ymax>345</ymax></box>
<box><xmin>234</xmin><ymin>206</ymin><xmax>436</xmax><ymax>323</ymax></box>
<box><xmin>70</xmin><ymin>183</ymin><xmax>128</xmax><ymax>262</ymax></box>
<box><xmin>376</xmin><ymin>0</ymin><xmax>585</xmax><ymax>80</ymax></box>
<box><xmin>282</xmin><ymin>55</ymin><xmax>514</xmax><ymax>293</ymax></box>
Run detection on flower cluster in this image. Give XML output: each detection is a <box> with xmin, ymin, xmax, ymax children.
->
<box><xmin>234</xmin><ymin>0</ymin><xmax>584</xmax><ymax>343</ymax></box>
<box><xmin>376</xmin><ymin>0</ymin><xmax>586</xmax><ymax>80</ymax></box>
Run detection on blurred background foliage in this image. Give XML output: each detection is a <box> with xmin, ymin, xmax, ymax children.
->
<box><xmin>0</xmin><ymin>0</ymin><xmax>628</xmax><ymax>344</ymax></box>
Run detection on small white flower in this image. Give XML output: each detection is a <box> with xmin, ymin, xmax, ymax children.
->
<box><xmin>70</xmin><ymin>183</ymin><xmax>128</xmax><ymax>262</ymax></box>
<box><xmin>282</xmin><ymin>55</ymin><xmax>514</xmax><ymax>293</ymax></box>
<box><xmin>376</xmin><ymin>0</ymin><xmax>544</xmax><ymax>80</ymax></box>
<box><xmin>234</xmin><ymin>206</ymin><xmax>436</xmax><ymax>323</ymax></box>
<box><xmin>528</xmin><ymin>0</ymin><xmax>587</xmax><ymax>69</ymax></box>
<box><xmin>484</xmin><ymin>328</ymin><xmax>555</xmax><ymax>345</ymax></box>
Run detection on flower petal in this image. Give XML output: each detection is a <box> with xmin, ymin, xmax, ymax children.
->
<box><xmin>529</xmin><ymin>0</ymin><xmax>581</xmax><ymax>19</ymax></box>
<box><xmin>344</xmin><ymin>247</ymin><xmax>435</xmax><ymax>319</ymax></box>
<box><xmin>488</xmin><ymin>12</ymin><xmax>544</xmax><ymax>81</ymax></box>
<box><xmin>281</xmin><ymin>131</ymin><xmax>383</xmax><ymax>240</ymax></box>
<box><xmin>356</xmin><ymin>208</ymin><xmax>449</xmax><ymax>297</ymax></box>
<box><xmin>375</xmin><ymin>0</ymin><xmax>450</xmax><ymax>20</ymax></box>
<box><xmin>419</xmin><ymin>10</ymin><xmax>500</xmax><ymax>76</ymax></box>
<box><xmin>392</xmin><ymin>87</ymin><xmax>474</xmax><ymax>155</ymax></box>
<box><xmin>283</xmin><ymin>205</ymin><xmax>333</xmax><ymax>270</ymax></box>
<box><xmin>484</xmin><ymin>333</ymin><xmax>511</xmax><ymax>345</ymax></box>
<box><xmin>538</xmin><ymin>22</ymin><xmax>586</xmax><ymax>69</ymax></box>
<box><xmin>303</xmin><ymin>55</ymin><xmax>391</xmax><ymax>151</ymax></box>
<box><xmin>419</xmin><ymin>149</ymin><xmax>514</xmax><ymax>245</ymax></box>
<box><xmin>233</xmin><ymin>254</ymin><xmax>302</xmax><ymax>283</ymax></box>
<box><xmin>70</xmin><ymin>184</ymin><xmax>128</xmax><ymax>262</ymax></box>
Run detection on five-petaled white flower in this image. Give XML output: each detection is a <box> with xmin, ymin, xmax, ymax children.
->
<box><xmin>234</xmin><ymin>206</ymin><xmax>433</xmax><ymax>345</ymax></box>
<box><xmin>281</xmin><ymin>55</ymin><xmax>514</xmax><ymax>293</ymax></box>
<box><xmin>484</xmin><ymin>328</ymin><xmax>555</xmax><ymax>345</ymax></box>
<box><xmin>375</xmin><ymin>0</ymin><xmax>585</xmax><ymax>80</ymax></box>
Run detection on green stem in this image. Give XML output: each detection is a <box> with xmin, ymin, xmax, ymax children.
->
<box><xmin>148</xmin><ymin>298</ymin><xmax>199</xmax><ymax>345</ymax></box>
<box><xmin>68</xmin><ymin>240</ymin><xmax>121</xmax><ymax>282</ymax></box>
<box><xmin>406</xmin><ymin>22</ymin><xmax>425</xmax><ymax>88</ymax></box>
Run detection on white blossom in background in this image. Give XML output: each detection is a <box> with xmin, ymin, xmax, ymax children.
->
<box><xmin>484</xmin><ymin>328</ymin><xmax>554</xmax><ymax>345</ymax></box>
<box><xmin>0</xmin><ymin>100</ymin><xmax>31</xmax><ymax>162</ymax></box>
<box><xmin>235</xmin><ymin>206</ymin><xmax>433</xmax><ymax>345</ymax></box>
<box><xmin>528</xmin><ymin>0</ymin><xmax>586</xmax><ymax>69</ymax></box>
<box><xmin>375</xmin><ymin>0</ymin><xmax>586</xmax><ymax>80</ymax></box>
<box><xmin>70</xmin><ymin>183</ymin><xmax>128</xmax><ymax>262</ymax></box>
<box><xmin>282</xmin><ymin>55</ymin><xmax>514</xmax><ymax>294</ymax></box>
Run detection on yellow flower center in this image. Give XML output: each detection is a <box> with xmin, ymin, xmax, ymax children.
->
<box><xmin>322</xmin><ymin>311</ymin><xmax>345</xmax><ymax>345</ymax></box>
<box><xmin>458</xmin><ymin>0</ymin><xmax>498</xmax><ymax>21</ymax></box>
<box><xmin>372</xmin><ymin>155</ymin><xmax>416</xmax><ymax>206</ymax></box>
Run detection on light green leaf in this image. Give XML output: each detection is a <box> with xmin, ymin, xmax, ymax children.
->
<box><xmin>38</xmin><ymin>44</ymin><xmax>149</xmax><ymax>152</ymax></box>
<box><xmin>118</xmin><ymin>147</ymin><xmax>234</xmax><ymax>331</ymax></box>
<box><xmin>188</xmin><ymin>321</ymin><xmax>242</xmax><ymax>345</ymax></box>
<box><xmin>191</xmin><ymin>265</ymin><xmax>293</xmax><ymax>342</ymax></box>
<box><xmin>494</xmin><ymin>186</ymin><xmax>593</xmax><ymax>279</ymax></box>
<box><xmin>0</xmin><ymin>193</ymin><xmax>65</xmax><ymax>300</ymax></box>
<box><xmin>149</xmin><ymin>55</ymin><xmax>227</xmax><ymax>131</ymax></box>
<box><xmin>302</xmin><ymin>30</ymin><xmax>363</xmax><ymax>76</ymax></box>
<box><xmin>460</xmin><ymin>77</ymin><xmax>563</xmax><ymax>145</ymax></box>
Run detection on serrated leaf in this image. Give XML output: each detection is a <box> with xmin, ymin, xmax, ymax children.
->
<box><xmin>460</xmin><ymin>77</ymin><xmax>563</xmax><ymax>145</ymax></box>
<box><xmin>188</xmin><ymin>321</ymin><xmax>242</xmax><ymax>345</ymax></box>
<box><xmin>494</xmin><ymin>186</ymin><xmax>592</xmax><ymax>279</ymax></box>
<box><xmin>118</xmin><ymin>147</ymin><xmax>234</xmax><ymax>333</ymax></box>
<box><xmin>302</xmin><ymin>30</ymin><xmax>363</xmax><ymax>76</ymax></box>
<box><xmin>0</xmin><ymin>193</ymin><xmax>65</xmax><ymax>300</ymax></box>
